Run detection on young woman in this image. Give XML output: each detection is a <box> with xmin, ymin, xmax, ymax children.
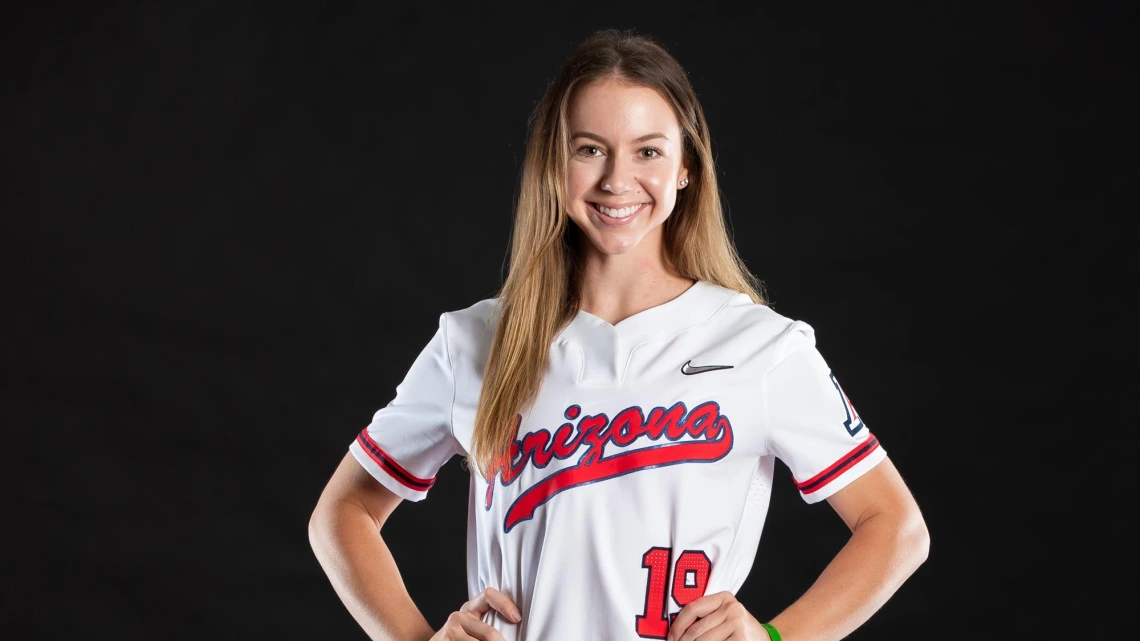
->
<box><xmin>308</xmin><ymin>28</ymin><xmax>929</xmax><ymax>641</ymax></box>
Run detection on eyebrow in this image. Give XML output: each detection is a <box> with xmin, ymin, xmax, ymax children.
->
<box><xmin>571</xmin><ymin>131</ymin><xmax>670</xmax><ymax>145</ymax></box>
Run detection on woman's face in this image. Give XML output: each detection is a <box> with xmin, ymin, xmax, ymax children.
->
<box><xmin>565</xmin><ymin>77</ymin><xmax>689</xmax><ymax>258</ymax></box>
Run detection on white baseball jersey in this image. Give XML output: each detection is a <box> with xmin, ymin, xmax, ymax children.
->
<box><xmin>348</xmin><ymin>280</ymin><xmax>886</xmax><ymax>640</ymax></box>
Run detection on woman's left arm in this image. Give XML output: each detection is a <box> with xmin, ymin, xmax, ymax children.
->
<box><xmin>765</xmin><ymin>457</ymin><xmax>929</xmax><ymax>640</ymax></box>
<box><xmin>669</xmin><ymin>457</ymin><xmax>929</xmax><ymax>641</ymax></box>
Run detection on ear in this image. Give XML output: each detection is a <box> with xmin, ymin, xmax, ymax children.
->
<box><xmin>679</xmin><ymin>166</ymin><xmax>690</xmax><ymax>189</ymax></box>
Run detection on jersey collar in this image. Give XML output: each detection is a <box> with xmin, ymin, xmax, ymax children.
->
<box><xmin>555</xmin><ymin>280</ymin><xmax>739</xmax><ymax>384</ymax></box>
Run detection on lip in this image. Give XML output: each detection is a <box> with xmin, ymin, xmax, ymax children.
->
<box><xmin>588</xmin><ymin>201</ymin><xmax>649</xmax><ymax>226</ymax></box>
<box><xmin>592</xmin><ymin>201</ymin><xmax>647</xmax><ymax>209</ymax></box>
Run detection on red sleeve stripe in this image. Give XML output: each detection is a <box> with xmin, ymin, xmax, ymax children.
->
<box><xmin>794</xmin><ymin>434</ymin><xmax>880</xmax><ymax>495</ymax></box>
<box><xmin>356</xmin><ymin>429</ymin><xmax>436</xmax><ymax>492</ymax></box>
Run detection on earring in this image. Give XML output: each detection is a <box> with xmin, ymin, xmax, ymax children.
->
<box><xmin>679</xmin><ymin>178</ymin><xmax>689</xmax><ymax>187</ymax></box>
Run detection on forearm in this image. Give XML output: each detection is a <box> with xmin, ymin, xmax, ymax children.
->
<box><xmin>308</xmin><ymin>500</ymin><xmax>435</xmax><ymax>641</ymax></box>
<box><xmin>768</xmin><ymin>510</ymin><xmax>929</xmax><ymax>641</ymax></box>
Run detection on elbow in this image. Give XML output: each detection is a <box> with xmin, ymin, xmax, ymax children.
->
<box><xmin>308</xmin><ymin>504</ymin><xmax>329</xmax><ymax>555</ymax></box>
<box><xmin>902</xmin><ymin>509</ymin><xmax>931</xmax><ymax>572</ymax></box>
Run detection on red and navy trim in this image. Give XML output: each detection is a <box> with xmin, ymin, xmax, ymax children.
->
<box><xmin>795</xmin><ymin>433</ymin><xmax>880</xmax><ymax>495</ymax></box>
<box><xmin>356</xmin><ymin>429</ymin><xmax>436</xmax><ymax>492</ymax></box>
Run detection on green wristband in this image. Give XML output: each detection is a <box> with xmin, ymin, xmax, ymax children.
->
<box><xmin>761</xmin><ymin>622</ymin><xmax>782</xmax><ymax>641</ymax></box>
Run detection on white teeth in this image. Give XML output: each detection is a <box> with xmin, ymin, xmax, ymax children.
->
<box><xmin>596</xmin><ymin>203</ymin><xmax>644</xmax><ymax>218</ymax></box>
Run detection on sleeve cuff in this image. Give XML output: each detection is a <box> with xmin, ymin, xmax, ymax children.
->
<box><xmin>794</xmin><ymin>433</ymin><xmax>887</xmax><ymax>504</ymax></box>
<box><xmin>349</xmin><ymin>430</ymin><xmax>437</xmax><ymax>502</ymax></box>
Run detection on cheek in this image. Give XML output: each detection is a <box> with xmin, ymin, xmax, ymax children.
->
<box><xmin>641</xmin><ymin>166</ymin><xmax>676</xmax><ymax>201</ymax></box>
<box><xmin>646</xmin><ymin>157</ymin><xmax>682</xmax><ymax>185</ymax></box>
<box><xmin>566</xmin><ymin>164</ymin><xmax>600</xmax><ymax>198</ymax></box>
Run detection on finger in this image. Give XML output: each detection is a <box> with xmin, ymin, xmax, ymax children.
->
<box><xmin>441</xmin><ymin>612</ymin><xmax>480</xmax><ymax>641</ymax></box>
<box><xmin>456</xmin><ymin>611</ymin><xmax>508</xmax><ymax>641</ymax></box>
<box><xmin>483</xmin><ymin>587</ymin><xmax>523</xmax><ymax>622</ymax></box>
<box><xmin>669</xmin><ymin>593</ymin><xmax>728</xmax><ymax>640</ymax></box>
<box><xmin>692</xmin><ymin>623</ymin><xmax>734</xmax><ymax>641</ymax></box>
<box><xmin>461</xmin><ymin>588</ymin><xmax>522</xmax><ymax>623</ymax></box>
<box><xmin>677</xmin><ymin>609</ymin><xmax>727</xmax><ymax>641</ymax></box>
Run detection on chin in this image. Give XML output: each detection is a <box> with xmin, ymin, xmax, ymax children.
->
<box><xmin>588</xmin><ymin>232</ymin><xmax>643</xmax><ymax>255</ymax></box>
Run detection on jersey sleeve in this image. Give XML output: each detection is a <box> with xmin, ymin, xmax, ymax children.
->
<box><xmin>348</xmin><ymin>313</ymin><xmax>460</xmax><ymax>501</ymax></box>
<box><xmin>764</xmin><ymin>320</ymin><xmax>886</xmax><ymax>504</ymax></box>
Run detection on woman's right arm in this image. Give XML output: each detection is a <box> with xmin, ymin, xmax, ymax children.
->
<box><xmin>309</xmin><ymin>452</ymin><xmax>520</xmax><ymax>641</ymax></box>
<box><xmin>308</xmin><ymin>451</ymin><xmax>436</xmax><ymax>641</ymax></box>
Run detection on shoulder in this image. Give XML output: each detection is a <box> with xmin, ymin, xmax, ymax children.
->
<box><xmin>702</xmin><ymin>282</ymin><xmax>818</xmax><ymax>363</ymax></box>
<box><xmin>437</xmin><ymin>291</ymin><xmax>501</xmax><ymax>360</ymax></box>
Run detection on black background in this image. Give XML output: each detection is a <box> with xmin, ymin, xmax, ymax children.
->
<box><xmin>6</xmin><ymin>2</ymin><xmax>1132</xmax><ymax>639</ymax></box>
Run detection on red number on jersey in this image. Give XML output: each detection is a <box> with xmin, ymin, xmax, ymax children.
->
<box><xmin>671</xmin><ymin>550</ymin><xmax>712</xmax><ymax>608</ymax></box>
<box><xmin>634</xmin><ymin>546</ymin><xmax>712</xmax><ymax>639</ymax></box>
<box><xmin>635</xmin><ymin>547</ymin><xmax>672</xmax><ymax>638</ymax></box>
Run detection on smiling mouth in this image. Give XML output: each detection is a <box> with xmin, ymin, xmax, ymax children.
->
<box><xmin>589</xmin><ymin>202</ymin><xmax>649</xmax><ymax>219</ymax></box>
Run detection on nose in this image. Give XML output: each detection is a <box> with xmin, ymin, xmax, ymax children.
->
<box><xmin>600</xmin><ymin>155</ymin><xmax>637</xmax><ymax>195</ymax></box>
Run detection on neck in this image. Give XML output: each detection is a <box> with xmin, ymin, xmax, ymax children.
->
<box><xmin>575</xmin><ymin>231</ymin><xmax>693</xmax><ymax>326</ymax></box>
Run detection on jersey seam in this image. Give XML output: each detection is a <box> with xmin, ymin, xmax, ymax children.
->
<box><xmin>572</xmin><ymin>342</ymin><xmax>586</xmax><ymax>384</ymax></box>
<box><xmin>441</xmin><ymin>312</ymin><xmax>462</xmax><ymax>457</ymax></box>
<box><xmin>724</xmin><ymin>459</ymin><xmax>764</xmax><ymax>589</ymax></box>
<box><xmin>761</xmin><ymin>320</ymin><xmax>808</xmax><ymax>460</ymax></box>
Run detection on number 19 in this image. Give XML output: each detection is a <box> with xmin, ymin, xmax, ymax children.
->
<box><xmin>635</xmin><ymin>546</ymin><xmax>711</xmax><ymax>639</ymax></box>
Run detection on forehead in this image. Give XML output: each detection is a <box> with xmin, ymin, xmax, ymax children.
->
<box><xmin>568</xmin><ymin>78</ymin><xmax>680</xmax><ymax>138</ymax></box>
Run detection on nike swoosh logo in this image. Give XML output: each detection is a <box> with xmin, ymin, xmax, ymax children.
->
<box><xmin>680</xmin><ymin>360</ymin><xmax>735</xmax><ymax>375</ymax></box>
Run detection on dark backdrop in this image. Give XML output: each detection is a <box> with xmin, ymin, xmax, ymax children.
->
<box><xmin>6</xmin><ymin>2</ymin><xmax>1131</xmax><ymax>639</ymax></box>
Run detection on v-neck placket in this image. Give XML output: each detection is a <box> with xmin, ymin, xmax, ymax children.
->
<box><xmin>554</xmin><ymin>280</ymin><xmax>736</xmax><ymax>385</ymax></box>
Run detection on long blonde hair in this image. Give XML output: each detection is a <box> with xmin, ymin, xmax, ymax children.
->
<box><xmin>470</xmin><ymin>28</ymin><xmax>766</xmax><ymax>477</ymax></box>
